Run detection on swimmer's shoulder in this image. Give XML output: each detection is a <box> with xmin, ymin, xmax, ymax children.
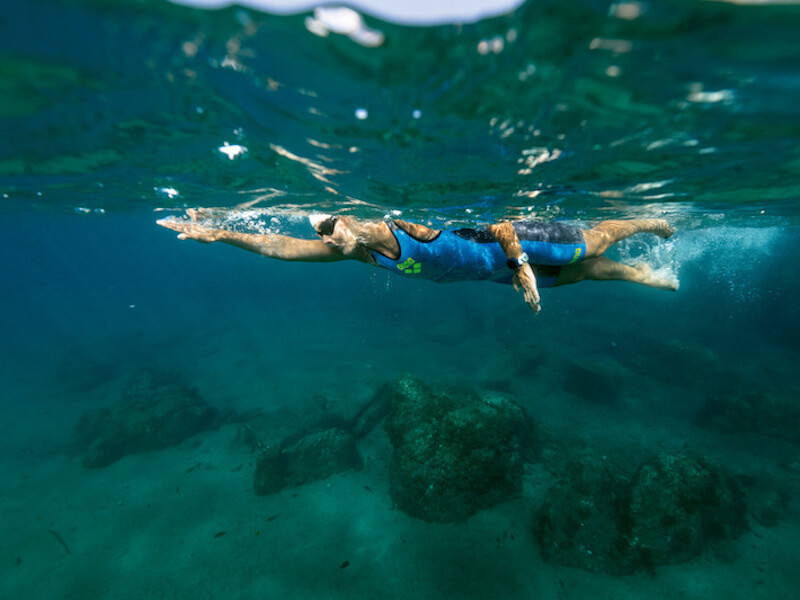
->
<box><xmin>393</xmin><ymin>219</ymin><xmax>440</xmax><ymax>242</ymax></box>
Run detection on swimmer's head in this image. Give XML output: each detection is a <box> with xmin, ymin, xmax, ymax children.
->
<box><xmin>309</xmin><ymin>214</ymin><xmax>338</xmax><ymax>237</ymax></box>
<box><xmin>311</xmin><ymin>214</ymin><xmax>361</xmax><ymax>256</ymax></box>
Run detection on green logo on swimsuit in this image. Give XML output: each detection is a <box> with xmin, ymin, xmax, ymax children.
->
<box><xmin>397</xmin><ymin>257</ymin><xmax>422</xmax><ymax>274</ymax></box>
<box><xmin>569</xmin><ymin>247</ymin><xmax>583</xmax><ymax>263</ymax></box>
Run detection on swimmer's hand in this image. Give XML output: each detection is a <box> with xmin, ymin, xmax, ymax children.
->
<box><xmin>513</xmin><ymin>262</ymin><xmax>541</xmax><ymax>314</ymax></box>
<box><xmin>157</xmin><ymin>212</ymin><xmax>226</xmax><ymax>243</ymax></box>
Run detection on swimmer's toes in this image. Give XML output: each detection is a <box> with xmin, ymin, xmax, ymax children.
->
<box><xmin>652</xmin><ymin>274</ymin><xmax>679</xmax><ymax>291</ymax></box>
<box><xmin>647</xmin><ymin>277</ymin><xmax>678</xmax><ymax>292</ymax></box>
<box><xmin>664</xmin><ymin>279</ymin><xmax>679</xmax><ymax>292</ymax></box>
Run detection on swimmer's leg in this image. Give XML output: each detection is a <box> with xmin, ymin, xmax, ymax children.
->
<box><xmin>556</xmin><ymin>257</ymin><xmax>677</xmax><ymax>291</ymax></box>
<box><xmin>582</xmin><ymin>219</ymin><xmax>674</xmax><ymax>257</ymax></box>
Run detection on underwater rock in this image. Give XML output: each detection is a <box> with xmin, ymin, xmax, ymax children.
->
<box><xmin>536</xmin><ymin>455</ymin><xmax>627</xmax><ymax>573</ymax></box>
<box><xmin>383</xmin><ymin>376</ymin><xmax>526</xmax><ymax>524</ymax></box>
<box><xmin>245</xmin><ymin>382</ymin><xmax>390</xmax><ymax>495</ymax></box>
<box><xmin>625</xmin><ymin>454</ymin><xmax>746</xmax><ymax>569</ymax></box>
<box><xmin>253</xmin><ymin>427</ymin><xmax>362</xmax><ymax>495</ymax></box>
<box><xmin>697</xmin><ymin>391</ymin><xmax>800</xmax><ymax>444</ymax></box>
<box><xmin>76</xmin><ymin>369</ymin><xmax>220</xmax><ymax>468</ymax></box>
<box><xmin>242</xmin><ymin>383</ymin><xmax>392</xmax><ymax>453</ymax></box>
<box><xmin>563</xmin><ymin>358</ymin><xmax>623</xmax><ymax>404</ymax></box>
<box><xmin>534</xmin><ymin>452</ymin><xmax>747</xmax><ymax>575</ymax></box>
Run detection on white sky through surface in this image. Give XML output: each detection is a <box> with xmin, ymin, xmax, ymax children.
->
<box><xmin>168</xmin><ymin>0</ymin><xmax>526</xmax><ymax>24</ymax></box>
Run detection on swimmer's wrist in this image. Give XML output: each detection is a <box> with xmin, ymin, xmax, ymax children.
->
<box><xmin>506</xmin><ymin>252</ymin><xmax>529</xmax><ymax>271</ymax></box>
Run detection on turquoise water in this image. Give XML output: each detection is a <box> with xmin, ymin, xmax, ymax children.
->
<box><xmin>1</xmin><ymin>0</ymin><xmax>799</xmax><ymax>598</ymax></box>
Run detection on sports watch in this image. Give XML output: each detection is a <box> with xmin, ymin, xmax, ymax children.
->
<box><xmin>506</xmin><ymin>252</ymin><xmax>529</xmax><ymax>271</ymax></box>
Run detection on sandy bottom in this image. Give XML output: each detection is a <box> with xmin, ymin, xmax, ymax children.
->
<box><xmin>2</xmin><ymin>423</ymin><xmax>798</xmax><ymax>600</ymax></box>
<box><xmin>2</xmin><ymin>428</ymin><xmax>798</xmax><ymax>600</ymax></box>
<box><xmin>1</xmin><ymin>330</ymin><xmax>798</xmax><ymax>600</ymax></box>
<box><xmin>1</xmin><ymin>256</ymin><xmax>798</xmax><ymax>599</ymax></box>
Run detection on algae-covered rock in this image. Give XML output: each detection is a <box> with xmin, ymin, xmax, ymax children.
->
<box><xmin>253</xmin><ymin>427</ymin><xmax>362</xmax><ymax>495</ymax></box>
<box><xmin>536</xmin><ymin>455</ymin><xmax>626</xmax><ymax>573</ymax></box>
<box><xmin>534</xmin><ymin>452</ymin><xmax>747</xmax><ymax>575</ymax></box>
<box><xmin>697</xmin><ymin>391</ymin><xmax>800</xmax><ymax>443</ymax></box>
<box><xmin>384</xmin><ymin>376</ymin><xmax>527</xmax><ymax>523</ymax></box>
<box><xmin>625</xmin><ymin>454</ymin><xmax>746</xmax><ymax>568</ymax></box>
<box><xmin>76</xmin><ymin>370</ymin><xmax>221</xmax><ymax>468</ymax></box>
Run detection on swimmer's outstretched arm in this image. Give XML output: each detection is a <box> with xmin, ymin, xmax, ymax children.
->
<box><xmin>157</xmin><ymin>217</ymin><xmax>346</xmax><ymax>262</ymax></box>
<box><xmin>489</xmin><ymin>222</ymin><xmax>541</xmax><ymax>313</ymax></box>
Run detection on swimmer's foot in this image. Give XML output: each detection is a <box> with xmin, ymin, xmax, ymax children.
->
<box><xmin>635</xmin><ymin>263</ymin><xmax>679</xmax><ymax>291</ymax></box>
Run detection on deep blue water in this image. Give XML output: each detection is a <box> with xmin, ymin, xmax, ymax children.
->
<box><xmin>1</xmin><ymin>1</ymin><xmax>799</xmax><ymax>598</ymax></box>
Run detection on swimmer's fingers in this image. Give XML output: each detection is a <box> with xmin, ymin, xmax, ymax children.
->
<box><xmin>156</xmin><ymin>218</ymin><xmax>184</xmax><ymax>233</ymax></box>
<box><xmin>156</xmin><ymin>218</ymin><xmax>223</xmax><ymax>243</ymax></box>
<box><xmin>524</xmin><ymin>288</ymin><xmax>541</xmax><ymax>313</ymax></box>
<box><xmin>179</xmin><ymin>223</ymin><xmax>225</xmax><ymax>243</ymax></box>
<box><xmin>515</xmin><ymin>263</ymin><xmax>541</xmax><ymax>314</ymax></box>
<box><xmin>156</xmin><ymin>218</ymin><xmax>194</xmax><ymax>237</ymax></box>
<box><xmin>522</xmin><ymin>284</ymin><xmax>541</xmax><ymax>313</ymax></box>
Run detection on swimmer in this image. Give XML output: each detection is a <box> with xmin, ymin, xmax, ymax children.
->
<box><xmin>157</xmin><ymin>209</ymin><xmax>676</xmax><ymax>313</ymax></box>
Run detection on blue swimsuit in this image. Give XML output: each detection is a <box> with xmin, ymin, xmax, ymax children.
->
<box><xmin>370</xmin><ymin>221</ymin><xmax>587</xmax><ymax>288</ymax></box>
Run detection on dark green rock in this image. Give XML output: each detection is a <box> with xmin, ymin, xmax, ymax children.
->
<box><xmin>625</xmin><ymin>454</ymin><xmax>746</xmax><ymax>568</ymax></box>
<box><xmin>252</xmin><ymin>446</ymin><xmax>285</xmax><ymax>495</ymax></box>
<box><xmin>536</xmin><ymin>455</ymin><xmax>627</xmax><ymax>573</ymax></box>
<box><xmin>253</xmin><ymin>427</ymin><xmax>362</xmax><ymax>496</ymax></box>
<box><xmin>384</xmin><ymin>376</ymin><xmax>526</xmax><ymax>524</ymax></box>
<box><xmin>534</xmin><ymin>452</ymin><xmax>748</xmax><ymax>575</ymax></box>
<box><xmin>76</xmin><ymin>371</ymin><xmax>220</xmax><ymax>468</ymax></box>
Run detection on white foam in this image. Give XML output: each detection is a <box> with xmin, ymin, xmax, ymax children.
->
<box><xmin>218</xmin><ymin>142</ymin><xmax>247</xmax><ymax>160</ymax></box>
<box><xmin>614</xmin><ymin>225</ymin><xmax>786</xmax><ymax>302</ymax></box>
